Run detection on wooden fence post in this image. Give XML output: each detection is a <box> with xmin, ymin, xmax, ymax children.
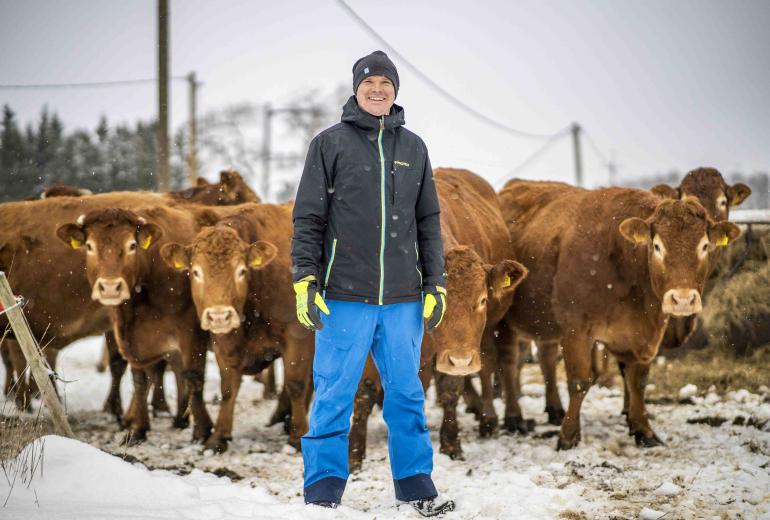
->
<box><xmin>0</xmin><ymin>271</ymin><xmax>74</xmax><ymax>438</ymax></box>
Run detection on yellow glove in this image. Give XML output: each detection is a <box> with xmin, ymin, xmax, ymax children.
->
<box><xmin>293</xmin><ymin>275</ymin><xmax>330</xmax><ymax>331</ymax></box>
<box><xmin>423</xmin><ymin>285</ymin><xmax>447</xmax><ymax>332</ymax></box>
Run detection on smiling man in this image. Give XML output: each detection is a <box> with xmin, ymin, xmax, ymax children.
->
<box><xmin>291</xmin><ymin>50</ymin><xmax>454</xmax><ymax>516</ymax></box>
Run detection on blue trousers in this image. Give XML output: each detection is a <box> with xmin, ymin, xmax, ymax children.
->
<box><xmin>302</xmin><ymin>299</ymin><xmax>437</xmax><ymax>504</ymax></box>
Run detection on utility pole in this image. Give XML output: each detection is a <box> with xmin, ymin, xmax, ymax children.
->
<box><xmin>571</xmin><ymin>122</ymin><xmax>583</xmax><ymax>187</ymax></box>
<box><xmin>261</xmin><ymin>103</ymin><xmax>273</xmax><ymax>201</ymax></box>
<box><xmin>186</xmin><ymin>71</ymin><xmax>198</xmax><ymax>186</ymax></box>
<box><xmin>156</xmin><ymin>0</ymin><xmax>170</xmax><ymax>191</ymax></box>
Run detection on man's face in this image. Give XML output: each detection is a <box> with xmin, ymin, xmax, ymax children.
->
<box><xmin>355</xmin><ymin>75</ymin><xmax>395</xmax><ymax>117</ymax></box>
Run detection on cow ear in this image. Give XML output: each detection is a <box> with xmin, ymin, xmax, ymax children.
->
<box><xmin>247</xmin><ymin>241</ymin><xmax>278</xmax><ymax>270</ymax></box>
<box><xmin>56</xmin><ymin>223</ymin><xmax>86</xmax><ymax>250</ymax></box>
<box><xmin>160</xmin><ymin>243</ymin><xmax>190</xmax><ymax>270</ymax></box>
<box><xmin>619</xmin><ymin>217</ymin><xmax>651</xmax><ymax>245</ymax></box>
<box><xmin>195</xmin><ymin>177</ymin><xmax>210</xmax><ymax>187</ymax></box>
<box><xmin>485</xmin><ymin>259</ymin><xmax>528</xmax><ymax>301</ymax></box>
<box><xmin>650</xmin><ymin>184</ymin><xmax>680</xmax><ymax>200</ymax></box>
<box><xmin>709</xmin><ymin>221</ymin><xmax>741</xmax><ymax>247</ymax></box>
<box><xmin>137</xmin><ymin>223</ymin><xmax>163</xmax><ymax>250</ymax></box>
<box><xmin>726</xmin><ymin>183</ymin><xmax>751</xmax><ymax>207</ymax></box>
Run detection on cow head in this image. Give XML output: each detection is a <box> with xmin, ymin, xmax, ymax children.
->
<box><xmin>651</xmin><ymin>167</ymin><xmax>751</xmax><ymax>222</ymax></box>
<box><xmin>161</xmin><ymin>226</ymin><xmax>277</xmax><ymax>334</ymax></box>
<box><xmin>432</xmin><ymin>246</ymin><xmax>527</xmax><ymax>375</ymax></box>
<box><xmin>56</xmin><ymin>209</ymin><xmax>162</xmax><ymax>306</ymax></box>
<box><xmin>620</xmin><ymin>198</ymin><xmax>740</xmax><ymax>316</ymax></box>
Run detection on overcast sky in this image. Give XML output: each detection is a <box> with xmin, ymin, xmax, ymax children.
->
<box><xmin>1</xmin><ymin>0</ymin><xmax>769</xmax><ymax>189</ymax></box>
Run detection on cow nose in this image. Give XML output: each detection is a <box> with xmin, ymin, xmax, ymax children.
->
<box><xmin>202</xmin><ymin>306</ymin><xmax>239</xmax><ymax>332</ymax></box>
<box><xmin>448</xmin><ymin>355</ymin><xmax>473</xmax><ymax>368</ymax></box>
<box><xmin>98</xmin><ymin>279</ymin><xmax>123</xmax><ymax>298</ymax></box>
<box><xmin>663</xmin><ymin>288</ymin><xmax>702</xmax><ymax>316</ymax></box>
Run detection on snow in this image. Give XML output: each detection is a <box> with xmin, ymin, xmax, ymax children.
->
<box><xmin>2</xmin><ymin>336</ymin><xmax>770</xmax><ymax>519</ymax></box>
<box><xmin>677</xmin><ymin>383</ymin><xmax>697</xmax><ymax>401</ymax></box>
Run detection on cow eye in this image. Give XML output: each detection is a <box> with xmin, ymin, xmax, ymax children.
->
<box><xmin>86</xmin><ymin>242</ymin><xmax>94</xmax><ymax>252</ymax></box>
<box><xmin>127</xmin><ymin>241</ymin><xmax>137</xmax><ymax>252</ymax></box>
<box><xmin>192</xmin><ymin>268</ymin><xmax>202</xmax><ymax>280</ymax></box>
<box><xmin>237</xmin><ymin>267</ymin><xmax>247</xmax><ymax>279</ymax></box>
<box><xmin>479</xmin><ymin>297</ymin><xmax>488</xmax><ymax>309</ymax></box>
<box><xmin>654</xmin><ymin>243</ymin><xmax>661</xmax><ymax>253</ymax></box>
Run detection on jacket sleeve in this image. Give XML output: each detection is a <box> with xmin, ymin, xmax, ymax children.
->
<box><xmin>415</xmin><ymin>144</ymin><xmax>446</xmax><ymax>288</ymax></box>
<box><xmin>291</xmin><ymin>135</ymin><xmax>330</xmax><ymax>282</ymax></box>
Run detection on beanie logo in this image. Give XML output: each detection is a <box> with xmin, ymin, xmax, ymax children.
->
<box><xmin>364</xmin><ymin>67</ymin><xmax>369</xmax><ymax>74</ymax></box>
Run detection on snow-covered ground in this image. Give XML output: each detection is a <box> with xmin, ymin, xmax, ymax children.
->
<box><xmin>1</xmin><ymin>336</ymin><xmax>769</xmax><ymax>519</ymax></box>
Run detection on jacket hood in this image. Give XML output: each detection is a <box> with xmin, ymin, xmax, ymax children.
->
<box><xmin>341</xmin><ymin>95</ymin><xmax>405</xmax><ymax>132</ymax></box>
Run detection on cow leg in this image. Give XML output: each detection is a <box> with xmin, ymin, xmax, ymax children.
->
<box><xmin>259</xmin><ymin>363</ymin><xmax>277</xmax><ymax>399</ymax></box>
<box><xmin>462</xmin><ymin>376</ymin><xmax>482</xmax><ymax>417</ymax></box>
<box><xmin>268</xmin><ymin>386</ymin><xmax>291</xmax><ymax>427</ymax></box>
<box><xmin>557</xmin><ymin>329</ymin><xmax>592</xmax><ymax>450</ymax></box>
<box><xmin>150</xmin><ymin>358</ymin><xmax>170</xmax><ymax>416</ymax></box>
<box><xmin>165</xmin><ymin>349</ymin><xmax>190</xmax><ymax>429</ymax></box>
<box><xmin>539</xmin><ymin>340</ymin><xmax>565</xmax><ymax>425</ymax></box>
<box><xmin>349</xmin><ymin>358</ymin><xmax>381</xmax><ymax>472</ymax></box>
<box><xmin>103</xmin><ymin>331</ymin><xmax>127</xmax><ymax>423</ymax></box>
<box><xmin>500</xmin><ymin>333</ymin><xmax>535</xmax><ymax>434</ymax></box>
<box><xmin>624</xmin><ymin>361</ymin><xmax>663</xmax><ymax>447</ymax></box>
<box><xmin>617</xmin><ymin>360</ymin><xmax>630</xmax><ymax>416</ymax></box>
<box><xmin>6</xmin><ymin>340</ymin><xmax>32</xmax><ymax>411</ymax></box>
<box><xmin>283</xmin><ymin>336</ymin><xmax>312</xmax><ymax>450</ymax></box>
<box><xmin>436</xmin><ymin>372</ymin><xmax>465</xmax><ymax>460</ymax></box>
<box><xmin>96</xmin><ymin>338</ymin><xmax>109</xmax><ymax>373</ymax></box>
<box><xmin>123</xmin><ymin>367</ymin><xmax>151</xmax><ymax>445</ymax></box>
<box><xmin>477</xmin><ymin>330</ymin><xmax>499</xmax><ymax>437</ymax></box>
<box><xmin>204</xmin><ymin>353</ymin><xmax>242</xmax><ymax>454</ymax></box>
<box><xmin>180</xmin><ymin>327</ymin><xmax>213</xmax><ymax>443</ymax></box>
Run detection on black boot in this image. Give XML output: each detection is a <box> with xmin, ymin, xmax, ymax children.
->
<box><xmin>309</xmin><ymin>501</ymin><xmax>338</xmax><ymax>509</ymax></box>
<box><xmin>407</xmin><ymin>496</ymin><xmax>456</xmax><ymax>517</ymax></box>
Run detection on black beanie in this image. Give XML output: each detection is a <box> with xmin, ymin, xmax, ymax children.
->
<box><xmin>352</xmin><ymin>50</ymin><xmax>399</xmax><ymax>97</ymax></box>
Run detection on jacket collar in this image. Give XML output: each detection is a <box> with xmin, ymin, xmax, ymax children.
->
<box><xmin>340</xmin><ymin>95</ymin><xmax>405</xmax><ymax>132</ymax></box>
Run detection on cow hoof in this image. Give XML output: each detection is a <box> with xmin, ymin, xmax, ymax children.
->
<box><xmin>556</xmin><ymin>432</ymin><xmax>581</xmax><ymax>451</ymax></box>
<box><xmin>504</xmin><ymin>415</ymin><xmax>536</xmax><ymax>435</ymax></box>
<box><xmin>439</xmin><ymin>445</ymin><xmax>465</xmax><ymax>461</ymax></box>
<box><xmin>349</xmin><ymin>459</ymin><xmax>363</xmax><ymax>473</ymax></box>
<box><xmin>203</xmin><ymin>436</ymin><xmax>230</xmax><ymax>454</ymax></box>
<box><xmin>192</xmin><ymin>425</ymin><xmax>213</xmax><ymax>443</ymax></box>
<box><xmin>288</xmin><ymin>437</ymin><xmax>302</xmax><ymax>453</ymax></box>
<box><xmin>478</xmin><ymin>416</ymin><xmax>498</xmax><ymax>438</ymax></box>
<box><xmin>122</xmin><ymin>430</ymin><xmax>147</xmax><ymax>446</ymax></box>
<box><xmin>634</xmin><ymin>432</ymin><xmax>664</xmax><ymax>448</ymax></box>
<box><xmin>545</xmin><ymin>406</ymin><xmax>566</xmax><ymax>426</ymax></box>
<box><xmin>172</xmin><ymin>415</ymin><xmax>190</xmax><ymax>429</ymax></box>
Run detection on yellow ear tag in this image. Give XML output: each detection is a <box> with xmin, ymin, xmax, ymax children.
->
<box><xmin>249</xmin><ymin>256</ymin><xmax>262</xmax><ymax>267</ymax></box>
<box><xmin>502</xmin><ymin>274</ymin><xmax>512</xmax><ymax>288</ymax></box>
<box><xmin>222</xmin><ymin>183</ymin><xmax>229</xmax><ymax>194</ymax></box>
<box><xmin>716</xmin><ymin>235</ymin><xmax>729</xmax><ymax>247</ymax></box>
<box><xmin>174</xmin><ymin>260</ymin><xmax>185</xmax><ymax>269</ymax></box>
<box><xmin>634</xmin><ymin>233</ymin><xmax>648</xmax><ymax>244</ymax></box>
<box><xmin>140</xmin><ymin>236</ymin><xmax>152</xmax><ymax>250</ymax></box>
<box><xmin>69</xmin><ymin>237</ymin><xmax>82</xmax><ymax>250</ymax></box>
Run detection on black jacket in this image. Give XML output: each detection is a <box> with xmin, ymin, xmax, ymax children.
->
<box><xmin>292</xmin><ymin>96</ymin><xmax>445</xmax><ymax>305</ymax></box>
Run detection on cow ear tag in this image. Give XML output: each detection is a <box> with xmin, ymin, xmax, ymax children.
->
<box><xmin>222</xmin><ymin>183</ymin><xmax>229</xmax><ymax>194</ymax></box>
<box><xmin>716</xmin><ymin>235</ymin><xmax>729</xmax><ymax>247</ymax></box>
<box><xmin>634</xmin><ymin>233</ymin><xmax>648</xmax><ymax>244</ymax></box>
<box><xmin>69</xmin><ymin>237</ymin><xmax>82</xmax><ymax>250</ymax></box>
<box><xmin>140</xmin><ymin>236</ymin><xmax>153</xmax><ymax>250</ymax></box>
<box><xmin>502</xmin><ymin>274</ymin><xmax>512</xmax><ymax>288</ymax></box>
<box><xmin>249</xmin><ymin>255</ymin><xmax>262</xmax><ymax>267</ymax></box>
<box><xmin>173</xmin><ymin>260</ymin><xmax>185</xmax><ymax>269</ymax></box>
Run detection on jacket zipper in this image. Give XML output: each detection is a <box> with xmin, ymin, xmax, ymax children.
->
<box><xmin>324</xmin><ymin>238</ymin><xmax>338</xmax><ymax>288</ymax></box>
<box><xmin>378</xmin><ymin>116</ymin><xmax>386</xmax><ymax>305</ymax></box>
<box><xmin>415</xmin><ymin>241</ymin><xmax>423</xmax><ymax>286</ymax></box>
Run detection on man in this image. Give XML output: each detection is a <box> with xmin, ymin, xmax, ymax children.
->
<box><xmin>291</xmin><ymin>50</ymin><xmax>455</xmax><ymax>516</ymax></box>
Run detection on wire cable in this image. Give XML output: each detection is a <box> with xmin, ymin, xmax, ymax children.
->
<box><xmin>336</xmin><ymin>0</ymin><xmax>561</xmax><ymax>140</ymax></box>
<box><xmin>492</xmin><ymin>126</ymin><xmax>572</xmax><ymax>188</ymax></box>
<box><xmin>0</xmin><ymin>77</ymin><xmax>187</xmax><ymax>90</ymax></box>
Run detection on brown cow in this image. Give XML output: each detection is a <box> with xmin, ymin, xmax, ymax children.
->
<box><xmin>501</xmin><ymin>167</ymin><xmax>752</xmax><ymax>427</ymax></box>
<box><xmin>161</xmin><ymin>203</ymin><xmax>315</xmax><ymax>451</ymax></box>
<box><xmin>168</xmin><ymin>170</ymin><xmax>261</xmax><ymax>206</ymax></box>
<box><xmin>55</xmin><ymin>205</ymin><xmax>214</xmax><ymax>443</ymax></box>
<box><xmin>499</xmin><ymin>181</ymin><xmax>739</xmax><ymax>449</ymax></box>
<box><xmin>347</xmin><ymin>168</ymin><xmax>527</xmax><ymax>469</ymax></box>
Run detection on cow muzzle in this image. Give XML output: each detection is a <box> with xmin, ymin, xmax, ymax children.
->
<box><xmin>92</xmin><ymin>277</ymin><xmax>130</xmax><ymax>305</ymax></box>
<box><xmin>662</xmin><ymin>288</ymin><xmax>702</xmax><ymax>316</ymax></box>
<box><xmin>201</xmin><ymin>305</ymin><xmax>241</xmax><ymax>334</ymax></box>
<box><xmin>436</xmin><ymin>350</ymin><xmax>481</xmax><ymax>376</ymax></box>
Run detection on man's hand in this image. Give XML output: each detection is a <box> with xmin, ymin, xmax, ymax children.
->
<box><xmin>293</xmin><ymin>275</ymin><xmax>330</xmax><ymax>331</ymax></box>
<box><xmin>423</xmin><ymin>285</ymin><xmax>447</xmax><ymax>332</ymax></box>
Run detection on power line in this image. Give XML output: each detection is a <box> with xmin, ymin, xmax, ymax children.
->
<box><xmin>493</xmin><ymin>125</ymin><xmax>572</xmax><ymax>188</ymax></box>
<box><xmin>0</xmin><ymin>77</ymin><xmax>188</xmax><ymax>90</ymax></box>
<box><xmin>582</xmin><ymin>127</ymin><xmax>610</xmax><ymax>166</ymax></box>
<box><xmin>336</xmin><ymin>0</ymin><xmax>561</xmax><ymax>140</ymax></box>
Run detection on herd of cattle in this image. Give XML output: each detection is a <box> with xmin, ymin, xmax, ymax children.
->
<box><xmin>0</xmin><ymin>166</ymin><xmax>751</xmax><ymax>470</ymax></box>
